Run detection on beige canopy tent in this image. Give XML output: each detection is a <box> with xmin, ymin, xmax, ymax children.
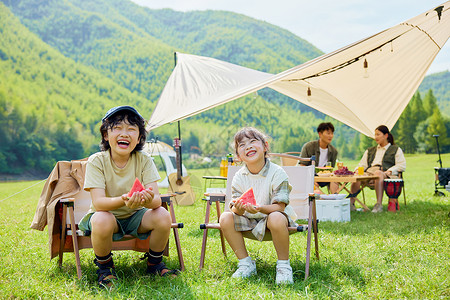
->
<box><xmin>146</xmin><ymin>2</ymin><xmax>450</xmax><ymax>137</ymax></box>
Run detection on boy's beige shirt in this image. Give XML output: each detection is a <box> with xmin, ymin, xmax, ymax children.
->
<box><xmin>84</xmin><ymin>150</ymin><xmax>160</xmax><ymax>219</ymax></box>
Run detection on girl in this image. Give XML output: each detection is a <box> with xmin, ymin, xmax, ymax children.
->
<box><xmin>219</xmin><ymin>127</ymin><xmax>298</xmax><ymax>284</ymax></box>
<box><xmin>350</xmin><ymin>125</ymin><xmax>406</xmax><ymax>212</ymax></box>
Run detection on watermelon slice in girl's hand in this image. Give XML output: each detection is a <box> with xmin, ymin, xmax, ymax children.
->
<box><xmin>127</xmin><ymin>178</ymin><xmax>145</xmax><ymax>198</ymax></box>
<box><xmin>238</xmin><ymin>188</ymin><xmax>256</xmax><ymax>206</ymax></box>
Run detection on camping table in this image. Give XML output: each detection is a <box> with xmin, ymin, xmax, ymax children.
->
<box><xmin>314</xmin><ymin>175</ymin><xmax>379</xmax><ymax>212</ymax></box>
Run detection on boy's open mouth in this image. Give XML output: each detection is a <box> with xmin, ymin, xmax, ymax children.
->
<box><xmin>117</xmin><ymin>140</ymin><xmax>130</xmax><ymax>148</ymax></box>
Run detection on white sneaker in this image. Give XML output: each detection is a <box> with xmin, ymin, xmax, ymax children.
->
<box><xmin>232</xmin><ymin>258</ymin><xmax>257</xmax><ymax>278</ymax></box>
<box><xmin>276</xmin><ymin>263</ymin><xmax>293</xmax><ymax>284</ymax></box>
<box><xmin>371</xmin><ymin>203</ymin><xmax>383</xmax><ymax>213</ymax></box>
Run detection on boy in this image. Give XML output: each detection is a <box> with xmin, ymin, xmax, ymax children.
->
<box><xmin>79</xmin><ymin>106</ymin><xmax>176</xmax><ymax>287</ymax></box>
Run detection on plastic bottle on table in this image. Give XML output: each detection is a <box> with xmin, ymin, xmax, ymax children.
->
<box><xmin>220</xmin><ymin>157</ymin><xmax>227</xmax><ymax>177</ymax></box>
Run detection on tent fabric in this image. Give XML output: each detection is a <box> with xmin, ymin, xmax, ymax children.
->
<box><xmin>142</xmin><ymin>141</ymin><xmax>188</xmax><ymax>188</ymax></box>
<box><xmin>146</xmin><ymin>2</ymin><xmax>450</xmax><ymax>137</ymax></box>
<box><xmin>146</xmin><ymin>53</ymin><xmax>273</xmax><ymax>130</ymax></box>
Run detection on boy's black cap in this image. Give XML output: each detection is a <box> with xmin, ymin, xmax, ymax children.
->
<box><xmin>102</xmin><ymin>105</ymin><xmax>143</xmax><ymax>122</ymax></box>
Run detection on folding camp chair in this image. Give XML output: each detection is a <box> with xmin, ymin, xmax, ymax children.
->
<box><xmin>279</xmin><ymin>152</ymin><xmax>302</xmax><ymax>166</ymax></box>
<box><xmin>199</xmin><ymin>154</ymin><xmax>319</xmax><ymax>279</ymax></box>
<box><xmin>55</xmin><ymin>163</ymin><xmax>184</xmax><ymax>279</ymax></box>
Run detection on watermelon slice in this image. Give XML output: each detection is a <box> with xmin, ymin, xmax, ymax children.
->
<box><xmin>127</xmin><ymin>177</ymin><xmax>145</xmax><ymax>198</ymax></box>
<box><xmin>238</xmin><ymin>188</ymin><xmax>256</xmax><ymax>206</ymax></box>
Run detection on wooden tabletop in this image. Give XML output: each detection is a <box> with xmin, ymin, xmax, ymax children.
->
<box><xmin>314</xmin><ymin>175</ymin><xmax>379</xmax><ymax>183</ymax></box>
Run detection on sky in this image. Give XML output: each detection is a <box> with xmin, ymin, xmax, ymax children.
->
<box><xmin>131</xmin><ymin>0</ymin><xmax>449</xmax><ymax>75</ymax></box>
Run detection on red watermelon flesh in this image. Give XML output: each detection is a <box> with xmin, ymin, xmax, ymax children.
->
<box><xmin>238</xmin><ymin>188</ymin><xmax>256</xmax><ymax>206</ymax></box>
<box><xmin>127</xmin><ymin>178</ymin><xmax>145</xmax><ymax>198</ymax></box>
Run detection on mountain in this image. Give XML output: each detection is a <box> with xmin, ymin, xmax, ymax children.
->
<box><xmin>0</xmin><ymin>2</ymin><xmax>153</xmax><ymax>174</ymax></box>
<box><xmin>0</xmin><ymin>0</ymin><xmax>448</xmax><ymax>175</ymax></box>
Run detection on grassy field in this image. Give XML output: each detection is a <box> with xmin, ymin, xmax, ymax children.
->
<box><xmin>0</xmin><ymin>153</ymin><xmax>449</xmax><ymax>299</ymax></box>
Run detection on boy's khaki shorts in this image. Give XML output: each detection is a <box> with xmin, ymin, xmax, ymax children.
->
<box><xmin>79</xmin><ymin>208</ymin><xmax>151</xmax><ymax>241</ymax></box>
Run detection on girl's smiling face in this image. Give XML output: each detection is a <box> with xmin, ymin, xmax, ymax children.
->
<box><xmin>236</xmin><ymin>136</ymin><xmax>268</xmax><ymax>165</ymax></box>
<box><xmin>104</xmin><ymin>118</ymin><xmax>140</xmax><ymax>158</ymax></box>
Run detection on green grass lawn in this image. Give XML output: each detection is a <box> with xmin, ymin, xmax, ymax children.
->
<box><xmin>0</xmin><ymin>153</ymin><xmax>449</xmax><ymax>299</ymax></box>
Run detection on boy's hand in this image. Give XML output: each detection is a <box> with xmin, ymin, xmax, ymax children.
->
<box><xmin>123</xmin><ymin>192</ymin><xmax>142</xmax><ymax>209</ymax></box>
<box><xmin>139</xmin><ymin>188</ymin><xmax>154</xmax><ymax>208</ymax></box>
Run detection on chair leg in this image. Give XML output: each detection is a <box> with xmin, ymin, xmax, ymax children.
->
<box><xmin>403</xmin><ymin>185</ymin><xmax>407</xmax><ymax>206</ymax></box>
<box><xmin>312</xmin><ymin>198</ymin><xmax>319</xmax><ymax>260</ymax></box>
<box><xmin>168</xmin><ymin>203</ymin><xmax>185</xmax><ymax>271</ymax></box>
<box><xmin>215</xmin><ymin>201</ymin><xmax>227</xmax><ymax>257</ymax></box>
<box><xmin>68</xmin><ymin>206</ymin><xmax>82</xmax><ymax>279</ymax></box>
<box><xmin>161</xmin><ymin>202</ymin><xmax>170</xmax><ymax>256</ymax></box>
<box><xmin>59</xmin><ymin>204</ymin><xmax>67</xmax><ymax>267</ymax></box>
<box><xmin>362</xmin><ymin>188</ymin><xmax>366</xmax><ymax>204</ymax></box>
<box><xmin>199</xmin><ymin>200</ymin><xmax>212</xmax><ymax>270</ymax></box>
<box><xmin>305</xmin><ymin>204</ymin><xmax>313</xmax><ymax>280</ymax></box>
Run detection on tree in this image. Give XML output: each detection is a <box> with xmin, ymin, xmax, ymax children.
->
<box><xmin>359</xmin><ymin>134</ymin><xmax>374</xmax><ymax>154</ymax></box>
<box><xmin>426</xmin><ymin>109</ymin><xmax>448</xmax><ymax>153</ymax></box>
<box><xmin>396</xmin><ymin>104</ymin><xmax>417</xmax><ymax>153</ymax></box>
<box><xmin>410</xmin><ymin>92</ymin><xmax>427</xmax><ymax>124</ymax></box>
<box><xmin>423</xmin><ymin>89</ymin><xmax>439</xmax><ymax>118</ymax></box>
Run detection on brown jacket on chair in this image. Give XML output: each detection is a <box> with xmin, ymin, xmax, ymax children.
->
<box><xmin>30</xmin><ymin>159</ymin><xmax>87</xmax><ymax>259</ymax></box>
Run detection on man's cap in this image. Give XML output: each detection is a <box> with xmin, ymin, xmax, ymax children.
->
<box><xmin>102</xmin><ymin>105</ymin><xmax>143</xmax><ymax>122</ymax></box>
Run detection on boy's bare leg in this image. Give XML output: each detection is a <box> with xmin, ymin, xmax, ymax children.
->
<box><xmin>219</xmin><ymin>212</ymin><xmax>248</xmax><ymax>259</ymax></box>
<box><xmin>267</xmin><ymin>212</ymin><xmax>289</xmax><ymax>260</ymax></box>
<box><xmin>90</xmin><ymin>211</ymin><xmax>118</xmax><ymax>256</ymax></box>
<box><xmin>138</xmin><ymin>207</ymin><xmax>171</xmax><ymax>252</ymax></box>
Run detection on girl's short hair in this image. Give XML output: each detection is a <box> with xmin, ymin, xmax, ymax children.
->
<box><xmin>233</xmin><ymin>127</ymin><xmax>270</xmax><ymax>157</ymax></box>
<box><xmin>99</xmin><ymin>111</ymin><xmax>146</xmax><ymax>152</ymax></box>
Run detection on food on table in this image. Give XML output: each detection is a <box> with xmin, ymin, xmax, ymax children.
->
<box><xmin>333</xmin><ymin>166</ymin><xmax>354</xmax><ymax>176</ymax></box>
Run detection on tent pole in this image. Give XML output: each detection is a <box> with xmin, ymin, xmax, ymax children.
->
<box><xmin>174</xmin><ymin>52</ymin><xmax>183</xmax><ymax>173</ymax></box>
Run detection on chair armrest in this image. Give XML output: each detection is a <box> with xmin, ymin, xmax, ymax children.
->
<box><xmin>59</xmin><ymin>198</ymin><xmax>75</xmax><ymax>204</ymax></box>
<box><xmin>203</xmin><ymin>193</ymin><xmax>226</xmax><ymax>202</ymax></box>
<box><xmin>269</xmin><ymin>153</ymin><xmax>313</xmax><ymax>163</ymax></box>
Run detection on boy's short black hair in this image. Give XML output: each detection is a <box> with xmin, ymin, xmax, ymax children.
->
<box><xmin>99</xmin><ymin>106</ymin><xmax>146</xmax><ymax>153</ymax></box>
<box><xmin>317</xmin><ymin>122</ymin><xmax>334</xmax><ymax>133</ymax></box>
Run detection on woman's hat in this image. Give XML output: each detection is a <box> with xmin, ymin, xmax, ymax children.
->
<box><xmin>102</xmin><ymin>106</ymin><xmax>143</xmax><ymax>122</ymax></box>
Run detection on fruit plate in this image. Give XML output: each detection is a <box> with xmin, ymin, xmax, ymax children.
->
<box><xmin>334</xmin><ymin>174</ymin><xmax>354</xmax><ymax>177</ymax></box>
<box><xmin>317</xmin><ymin>173</ymin><xmax>332</xmax><ymax>177</ymax></box>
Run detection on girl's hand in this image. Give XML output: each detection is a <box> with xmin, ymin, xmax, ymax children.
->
<box><xmin>139</xmin><ymin>187</ymin><xmax>154</xmax><ymax>208</ymax></box>
<box><xmin>233</xmin><ymin>199</ymin><xmax>246</xmax><ymax>215</ymax></box>
<box><xmin>244</xmin><ymin>204</ymin><xmax>260</xmax><ymax>214</ymax></box>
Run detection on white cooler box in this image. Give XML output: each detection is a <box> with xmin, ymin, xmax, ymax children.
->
<box><xmin>315</xmin><ymin>198</ymin><xmax>351</xmax><ymax>222</ymax></box>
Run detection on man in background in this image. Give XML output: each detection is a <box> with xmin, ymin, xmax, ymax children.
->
<box><xmin>300</xmin><ymin>122</ymin><xmax>338</xmax><ymax>193</ymax></box>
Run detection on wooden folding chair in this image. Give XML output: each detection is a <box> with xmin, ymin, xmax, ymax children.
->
<box><xmin>58</xmin><ymin>181</ymin><xmax>185</xmax><ymax>279</ymax></box>
<box><xmin>199</xmin><ymin>154</ymin><xmax>319</xmax><ymax>279</ymax></box>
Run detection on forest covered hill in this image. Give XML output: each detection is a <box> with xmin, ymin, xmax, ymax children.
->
<box><xmin>0</xmin><ymin>0</ymin><xmax>448</xmax><ymax>176</ymax></box>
